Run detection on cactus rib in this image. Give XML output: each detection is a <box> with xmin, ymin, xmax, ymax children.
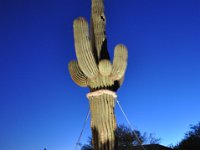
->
<box><xmin>73</xmin><ymin>17</ymin><xmax>99</xmax><ymax>78</ymax></box>
<box><xmin>91</xmin><ymin>0</ymin><xmax>107</xmax><ymax>58</ymax></box>
<box><xmin>111</xmin><ymin>44</ymin><xmax>128</xmax><ymax>80</ymax></box>
<box><xmin>68</xmin><ymin>61</ymin><xmax>88</xmax><ymax>87</ymax></box>
<box><xmin>98</xmin><ymin>59</ymin><xmax>112</xmax><ymax>76</ymax></box>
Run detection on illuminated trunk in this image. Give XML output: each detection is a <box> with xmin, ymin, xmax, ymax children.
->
<box><xmin>88</xmin><ymin>94</ymin><xmax>117</xmax><ymax>150</ymax></box>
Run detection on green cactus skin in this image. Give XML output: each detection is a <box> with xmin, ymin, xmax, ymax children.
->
<box><xmin>68</xmin><ymin>0</ymin><xmax>128</xmax><ymax>149</ymax></box>
<box><xmin>73</xmin><ymin>17</ymin><xmax>99</xmax><ymax>78</ymax></box>
<box><xmin>68</xmin><ymin>61</ymin><xmax>88</xmax><ymax>87</ymax></box>
<box><xmin>119</xmin><ymin>76</ymin><xmax>125</xmax><ymax>87</ymax></box>
<box><xmin>98</xmin><ymin>59</ymin><xmax>112</xmax><ymax>76</ymax></box>
<box><xmin>91</xmin><ymin>0</ymin><xmax>106</xmax><ymax>59</ymax></box>
<box><xmin>111</xmin><ymin>44</ymin><xmax>128</xmax><ymax>80</ymax></box>
<box><xmin>88</xmin><ymin>75</ymin><xmax>113</xmax><ymax>89</ymax></box>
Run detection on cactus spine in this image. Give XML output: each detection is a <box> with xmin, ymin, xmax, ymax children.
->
<box><xmin>69</xmin><ymin>0</ymin><xmax>128</xmax><ymax>149</ymax></box>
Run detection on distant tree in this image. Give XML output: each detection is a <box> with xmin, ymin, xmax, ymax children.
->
<box><xmin>143</xmin><ymin>132</ymin><xmax>161</xmax><ymax>145</ymax></box>
<box><xmin>116</xmin><ymin>125</ymin><xmax>160</xmax><ymax>150</ymax></box>
<box><xmin>81</xmin><ymin>137</ymin><xmax>93</xmax><ymax>150</ymax></box>
<box><xmin>174</xmin><ymin>122</ymin><xmax>200</xmax><ymax>150</ymax></box>
<box><xmin>81</xmin><ymin>124</ymin><xmax>160</xmax><ymax>150</ymax></box>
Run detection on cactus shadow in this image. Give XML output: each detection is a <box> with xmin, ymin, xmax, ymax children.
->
<box><xmin>100</xmin><ymin>39</ymin><xmax>110</xmax><ymax>60</ymax></box>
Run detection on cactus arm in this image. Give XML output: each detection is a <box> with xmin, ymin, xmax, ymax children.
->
<box><xmin>73</xmin><ymin>17</ymin><xmax>99</xmax><ymax>78</ymax></box>
<box><xmin>90</xmin><ymin>19</ymin><xmax>99</xmax><ymax>63</ymax></box>
<box><xmin>68</xmin><ymin>60</ymin><xmax>88</xmax><ymax>87</ymax></box>
<box><xmin>111</xmin><ymin>44</ymin><xmax>128</xmax><ymax>80</ymax></box>
<box><xmin>118</xmin><ymin>75</ymin><xmax>125</xmax><ymax>87</ymax></box>
<box><xmin>91</xmin><ymin>0</ymin><xmax>110</xmax><ymax>60</ymax></box>
<box><xmin>98</xmin><ymin>59</ymin><xmax>112</xmax><ymax>76</ymax></box>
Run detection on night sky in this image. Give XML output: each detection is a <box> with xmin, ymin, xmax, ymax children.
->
<box><xmin>0</xmin><ymin>0</ymin><xmax>200</xmax><ymax>150</ymax></box>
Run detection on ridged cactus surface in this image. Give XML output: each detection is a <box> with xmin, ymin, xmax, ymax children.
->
<box><xmin>88</xmin><ymin>94</ymin><xmax>117</xmax><ymax>150</ymax></box>
<box><xmin>69</xmin><ymin>16</ymin><xmax>128</xmax><ymax>91</ymax></box>
<box><xmin>68</xmin><ymin>0</ymin><xmax>128</xmax><ymax>149</ymax></box>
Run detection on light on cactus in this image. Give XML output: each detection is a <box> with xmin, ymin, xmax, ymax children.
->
<box><xmin>68</xmin><ymin>0</ymin><xmax>128</xmax><ymax>149</ymax></box>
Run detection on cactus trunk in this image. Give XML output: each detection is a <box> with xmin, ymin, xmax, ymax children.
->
<box><xmin>88</xmin><ymin>94</ymin><xmax>117</xmax><ymax>150</ymax></box>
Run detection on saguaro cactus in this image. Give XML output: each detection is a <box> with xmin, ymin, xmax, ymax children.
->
<box><xmin>69</xmin><ymin>0</ymin><xmax>128</xmax><ymax>149</ymax></box>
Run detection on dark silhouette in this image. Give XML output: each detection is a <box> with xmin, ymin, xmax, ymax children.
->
<box><xmin>116</xmin><ymin>125</ymin><xmax>160</xmax><ymax>149</ymax></box>
<box><xmin>81</xmin><ymin>126</ymin><xmax>117</xmax><ymax>150</ymax></box>
<box><xmin>133</xmin><ymin>144</ymin><xmax>172</xmax><ymax>150</ymax></box>
<box><xmin>173</xmin><ymin>122</ymin><xmax>200</xmax><ymax>150</ymax></box>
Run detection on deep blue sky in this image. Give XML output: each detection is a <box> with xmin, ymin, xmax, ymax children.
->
<box><xmin>0</xmin><ymin>0</ymin><xmax>200</xmax><ymax>149</ymax></box>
